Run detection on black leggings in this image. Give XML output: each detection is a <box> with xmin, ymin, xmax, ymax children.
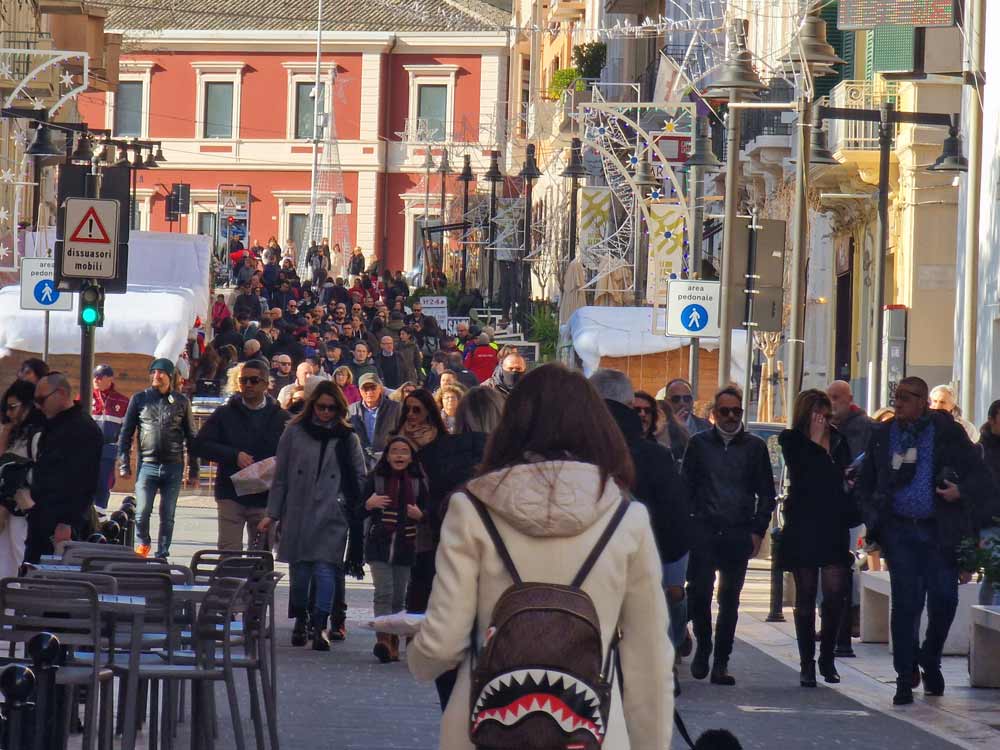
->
<box><xmin>792</xmin><ymin>564</ymin><xmax>850</xmax><ymax>664</ymax></box>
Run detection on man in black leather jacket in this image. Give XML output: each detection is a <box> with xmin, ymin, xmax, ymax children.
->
<box><xmin>118</xmin><ymin>358</ymin><xmax>199</xmax><ymax>558</ymax></box>
<box><xmin>683</xmin><ymin>385</ymin><xmax>776</xmax><ymax>686</ymax></box>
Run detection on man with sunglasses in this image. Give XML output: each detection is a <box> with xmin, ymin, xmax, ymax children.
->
<box><xmin>194</xmin><ymin>360</ymin><xmax>290</xmax><ymax>551</ymax></box>
<box><xmin>663</xmin><ymin>378</ymin><xmax>711</xmax><ymax>435</ymax></box>
<box><xmin>682</xmin><ymin>385</ymin><xmax>776</xmax><ymax>686</ymax></box>
<box><xmin>857</xmin><ymin>376</ymin><xmax>990</xmax><ymax>706</ymax></box>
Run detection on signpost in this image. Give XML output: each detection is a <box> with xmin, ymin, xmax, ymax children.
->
<box><xmin>666</xmin><ymin>280</ymin><xmax>721</xmax><ymax>339</ymax></box>
<box><xmin>59</xmin><ymin>198</ymin><xmax>120</xmax><ymax>279</ymax></box>
<box><xmin>419</xmin><ymin>296</ymin><xmax>449</xmax><ymax>332</ymax></box>
<box><xmin>20</xmin><ymin>258</ymin><xmax>73</xmax><ymax>363</ymax></box>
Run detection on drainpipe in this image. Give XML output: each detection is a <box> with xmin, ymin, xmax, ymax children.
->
<box><xmin>379</xmin><ymin>35</ymin><xmax>399</xmax><ymax>271</ymax></box>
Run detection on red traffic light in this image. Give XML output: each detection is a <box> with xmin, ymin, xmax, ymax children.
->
<box><xmin>227</xmin><ymin>216</ymin><xmax>235</xmax><ymax>224</ymax></box>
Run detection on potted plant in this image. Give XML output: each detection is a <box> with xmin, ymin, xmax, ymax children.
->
<box><xmin>547</xmin><ymin>67</ymin><xmax>584</xmax><ymax>100</ymax></box>
<box><xmin>958</xmin><ymin>524</ymin><xmax>1000</xmax><ymax>604</ymax></box>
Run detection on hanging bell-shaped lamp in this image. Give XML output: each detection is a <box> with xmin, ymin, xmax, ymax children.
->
<box><xmin>457</xmin><ymin>154</ymin><xmax>474</xmax><ymax>183</ymax></box>
<box><xmin>484</xmin><ymin>150</ymin><xmax>503</xmax><ymax>183</ymax></box>
<box><xmin>783</xmin><ymin>11</ymin><xmax>845</xmax><ymax>75</ymax></box>
<box><xmin>561</xmin><ymin>137</ymin><xmax>587</xmax><ymax>179</ymax></box>
<box><xmin>928</xmin><ymin>120</ymin><xmax>968</xmax><ymax>173</ymax></box>
<box><xmin>518</xmin><ymin>144</ymin><xmax>542</xmax><ymax>181</ymax></box>
<box><xmin>633</xmin><ymin>152</ymin><xmax>659</xmax><ymax>191</ymax></box>
<box><xmin>26</xmin><ymin>124</ymin><xmax>61</xmax><ymax>157</ymax></box>
<box><xmin>154</xmin><ymin>143</ymin><xmax>166</xmax><ymax>163</ymax></box>
<box><xmin>421</xmin><ymin>147</ymin><xmax>435</xmax><ymax>172</ymax></box>
<box><xmin>809</xmin><ymin>124</ymin><xmax>839</xmax><ymax>165</ymax></box>
<box><xmin>144</xmin><ymin>146</ymin><xmax>158</xmax><ymax>168</ymax></box>
<box><xmin>130</xmin><ymin>144</ymin><xmax>144</xmax><ymax>168</ymax></box>
<box><xmin>70</xmin><ymin>131</ymin><xmax>95</xmax><ymax>163</ymax></box>
<box><xmin>682</xmin><ymin>124</ymin><xmax>722</xmax><ymax>171</ymax></box>
<box><xmin>437</xmin><ymin>147</ymin><xmax>451</xmax><ymax>176</ymax></box>
<box><xmin>704</xmin><ymin>19</ymin><xmax>766</xmax><ymax>100</ymax></box>
<box><xmin>114</xmin><ymin>146</ymin><xmax>130</xmax><ymax>167</ymax></box>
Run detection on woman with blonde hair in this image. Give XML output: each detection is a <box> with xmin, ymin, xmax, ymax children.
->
<box><xmin>332</xmin><ymin>366</ymin><xmax>361</xmax><ymax>405</ymax></box>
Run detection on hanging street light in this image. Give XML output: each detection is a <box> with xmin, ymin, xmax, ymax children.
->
<box><xmin>483</xmin><ymin>150</ymin><xmax>504</xmax><ymax>304</ymax></box>
<box><xmin>516</xmin><ymin>144</ymin><xmax>542</xmax><ymax>332</ymax></box>
<box><xmin>561</xmin><ymin>137</ymin><xmax>587</xmax><ymax>262</ymax></box>
<box><xmin>457</xmin><ymin>154</ymin><xmax>475</xmax><ymax>293</ymax></box>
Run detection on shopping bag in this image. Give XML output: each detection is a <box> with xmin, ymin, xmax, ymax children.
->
<box><xmin>230</xmin><ymin>456</ymin><xmax>277</xmax><ymax>496</ymax></box>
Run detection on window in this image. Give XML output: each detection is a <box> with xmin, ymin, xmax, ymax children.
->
<box><xmin>197</xmin><ymin>212</ymin><xmax>216</xmax><ymax>239</ymax></box>
<box><xmin>417</xmin><ymin>84</ymin><xmax>448</xmax><ymax>141</ymax></box>
<box><xmin>294</xmin><ymin>81</ymin><xmax>326</xmax><ymax>140</ymax></box>
<box><xmin>203</xmin><ymin>82</ymin><xmax>234</xmax><ymax>139</ymax></box>
<box><xmin>113</xmin><ymin>81</ymin><xmax>143</xmax><ymax>137</ymax></box>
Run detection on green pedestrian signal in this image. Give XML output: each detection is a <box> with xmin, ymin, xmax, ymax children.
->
<box><xmin>78</xmin><ymin>282</ymin><xmax>105</xmax><ymax>328</ymax></box>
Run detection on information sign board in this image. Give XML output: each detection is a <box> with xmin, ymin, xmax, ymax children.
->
<box><xmin>837</xmin><ymin>1</ymin><xmax>957</xmax><ymax>31</ymax></box>
<box><xmin>20</xmin><ymin>258</ymin><xmax>73</xmax><ymax>311</ymax></box>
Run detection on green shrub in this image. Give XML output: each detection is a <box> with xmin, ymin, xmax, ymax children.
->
<box><xmin>548</xmin><ymin>67</ymin><xmax>584</xmax><ymax>99</ymax></box>
<box><xmin>573</xmin><ymin>42</ymin><xmax>607</xmax><ymax>80</ymax></box>
<box><xmin>528</xmin><ymin>305</ymin><xmax>559</xmax><ymax>361</ymax></box>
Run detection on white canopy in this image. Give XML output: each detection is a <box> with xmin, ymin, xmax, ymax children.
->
<box><xmin>0</xmin><ymin>231</ymin><xmax>212</xmax><ymax>361</ymax></box>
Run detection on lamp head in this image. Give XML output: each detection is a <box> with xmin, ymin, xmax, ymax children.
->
<box><xmin>703</xmin><ymin>19</ymin><xmax>766</xmax><ymax>100</ymax></box>
<box><xmin>26</xmin><ymin>124</ymin><xmax>61</xmax><ymax>157</ymax></box>
<box><xmin>561</xmin><ymin>137</ymin><xmax>587</xmax><ymax>179</ymax></box>
<box><xmin>484</xmin><ymin>150</ymin><xmax>503</xmax><ymax>183</ymax></box>
<box><xmin>518</xmin><ymin>143</ymin><xmax>542</xmax><ymax>181</ymax></box>
<box><xmin>928</xmin><ymin>120</ymin><xmax>968</xmax><ymax>173</ymax></box>
<box><xmin>457</xmin><ymin>154</ymin><xmax>474</xmax><ymax>183</ymax></box>
<box><xmin>437</xmin><ymin>148</ymin><xmax>451</xmax><ymax>175</ymax></box>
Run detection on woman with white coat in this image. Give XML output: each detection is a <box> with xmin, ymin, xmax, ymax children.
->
<box><xmin>408</xmin><ymin>363</ymin><xmax>673</xmax><ymax>750</ymax></box>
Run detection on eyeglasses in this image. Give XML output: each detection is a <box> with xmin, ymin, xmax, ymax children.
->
<box><xmin>314</xmin><ymin>403</ymin><xmax>338</xmax><ymax>413</ymax></box>
<box><xmin>276</xmin><ymin>361</ymin><xmax>292</xmax><ymax>367</ymax></box>
<box><xmin>34</xmin><ymin>391</ymin><xmax>55</xmax><ymax>407</ymax></box>
<box><xmin>633</xmin><ymin>406</ymin><xmax>653</xmax><ymax>415</ymax></box>
<box><xmin>894</xmin><ymin>389</ymin><xmax>924</xmax><ymax>402</ymax></box>
<box><xmin>669</xmin><ymin>394</ymin><xmax>694</xmax><ymax>404</ymax></box>
<box><xmin>716</xmin><ymin>406</ymin><xmax>744</xmax><ymax>418</ymax></box>
<box><xmin>239</xmin><ymin>376</ymin><xmax>264</xmax><ymax>385</ymax></box>
<box><xmin>3</xmin><ymin>402</ymin><xmax>22</xmax><ymax>412</ymax></box>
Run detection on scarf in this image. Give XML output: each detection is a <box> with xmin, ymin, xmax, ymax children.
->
<box><xmin>400</xmin><ymin>422</ymin><xmax>438</xmax><ymax>448</ymax></box>
<box><xmin>380</xmin><ymin>471</ymin><xmax>418</xmax><ymax>564</ymax></box>
<box><xmin>891</xmin><ymin>414</ymin><xmax>931</xmax><ymax>489</ymax></box>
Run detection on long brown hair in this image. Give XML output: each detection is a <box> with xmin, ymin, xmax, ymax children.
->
<box><xmin>290</xmin><ymin>380</ymin><xmax>350</xmax><ymax>428</ymax></box>
<box><xmin>480</xmin><ymin>363</ymin><xmax>634</xmax><ymax>491</ymax></box>
<box><xmin>791</xmin><ymin>389</ymin><xmax>832</xmax><ymax>436</ymax></box>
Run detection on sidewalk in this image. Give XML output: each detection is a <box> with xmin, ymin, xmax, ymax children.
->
<box><xmin>732</xmin><ymin>561</ymin><xmax>1000</xmax><ymax>749</ymax></box>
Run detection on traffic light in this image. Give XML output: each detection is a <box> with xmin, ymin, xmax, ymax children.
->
<box><xmin>78</xmin><ymin>282</ymin><xmax>105</xmax><ymax>328</ymax></box>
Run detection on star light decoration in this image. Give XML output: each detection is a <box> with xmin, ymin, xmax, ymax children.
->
<box><xmin>0</xmin><ymin>244</ymin><xmax>8</xmax><ymax>261</ymax></box>
<box><xmin>1</xmin><ymin>169</ymin><xmax>14</xmax><ymax>183</ymax></box>
<box><xmin>0</xmin><ymin>207</ymin><xmax>9</xmax><ymax>224</ymax></box>
<box><xmin>59</xmin><ymin>70</ymin><xmax>74</xmax><ymax>88</ymax></box>
<box><xmin>0</xmin><ymin>58</ymin><xmax>11</xmax><ymax>79</ymax></box>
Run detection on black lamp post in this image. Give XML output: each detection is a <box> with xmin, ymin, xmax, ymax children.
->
<box><xmin>517</xmin><ymin>144</ymin><xmax>542</xmax><ymax>332</ymax></box>
<box><xmin>815</xmin><ymin>102</ymin><xmax>964</xmax><ymax>408</ymax></box>
<box><xmin>483</xmin><ymin>150</ymin><xmax>503</xmax><ymax>305</ymax></box>
<box><xmin>561</xmin><ymin>137</ymin><xmax>587</xmax><ymax>262</ymax></box>
<box><xmin>436</xmin><ymin>148</ymin><xmax>451</xmax><ymax>277</ymax></box>
<box><xmin>457</xmin><ymin>154</ymin><xmax>474</xmax><ymax>293</ymax></box>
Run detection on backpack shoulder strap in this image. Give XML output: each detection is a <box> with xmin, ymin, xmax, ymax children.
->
<box><xmin>571</xmin><ymin>498</ymin><xmax>631</xmax><ymax>588</ymax></box>
<box><xmin>465</xmin><ymin>488</ymin><xmax>522</xmax><ymax>585</ymax></box>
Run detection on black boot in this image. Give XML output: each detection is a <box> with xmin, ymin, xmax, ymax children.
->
<box><xmin>834</xmin><ymin>601</ymin><xmax>856</xmax><ymax>657</ymax></box>
<box><xmin>709</xmin><ymin>659</ymin><xmax>736</xmax><ymax>686</ymax></box>
<box><xmin>800</xmin><ymin>661</ymin><xmax>817</xmax><ymax>688</ymax></box>
<box><xmin>291</xmin><ymin>616</ymin><xmax>308</xmax><ymax>647</ymax></box>
<box><xmin>893</xmin><ymin>678</ymin><xmax>913</xmax><ymax>706</ymax></box>
<box><xmin>690</xmin><ymin>640</ymin><xmax>712</xmax><ymax>680</ymax></box>
<box><xmin>921</xmin><ymin>657</ymin><xmax>945</xmax><ymax>696</ymax></box>
<box><xmin>311</xmin><ymin>613</ymin><xmax>331</xmax><ymax>651</ymax></box>
<box><xmin>818</xmin><ymin>656</ymin><xmax>840</xmax><ymax>684</ymax></box>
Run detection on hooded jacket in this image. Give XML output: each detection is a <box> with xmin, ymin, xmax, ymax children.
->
<box><xmin>484</xmin><ymin>363</ymin><xmax>521</xmax><ymax>396</ymax></box>
<box><xmin>408</xmin><ymin>460</ymin><xmax>673</xmax><ymax>750</ymax></box>
<box><xmin>605</xmin><ymin>399</ymin><xmax>691</xmax><ymax>563</ymax></box>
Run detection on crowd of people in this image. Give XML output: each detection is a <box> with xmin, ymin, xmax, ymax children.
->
<box><xmin>3</xmin><ymin>286</ymin><xmax>1000</xmax><ymax>746</ymax></box>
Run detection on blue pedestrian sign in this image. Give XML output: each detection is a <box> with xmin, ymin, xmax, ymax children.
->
<box><xmin>680</xmin><ymin>304</ymin><xmax>708</xmax><ymax>332</ymax></box>
<box><xmin>666</xmin><ymin>280</ymin><xmax>720</xmax><ymax>338</ymax></box>
<box><xmin>20</xmin><ymin>258</ymin><xmax>74</xmax><ymax>311</ymax></box>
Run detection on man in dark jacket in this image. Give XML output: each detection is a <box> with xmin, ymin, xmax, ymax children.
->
<box><xmin>373</xmin><ymin>335</ymin><xmax>416</xmax><ymax>389</ymax></box>
<box><xmin>664</xmin><ymin>378</ymin><xmax>711</xmax><ymax>436</ymax></box>
<box><xmin>857</xmin><ymin>376</ymin><xmax>991</xmax><ymax>706</ymax></box>
<box><xmin>91</xmin><ymin>364</ymin><xmax>130</xmax><ymax>510</ymax></box>
<box><xmin>977</xmin><ymin>399</ymin><xmax>1000</xmax><ymax>606</ymax></box>
<box><xmin>348</xmin><ymin>374</ymin><xmax>400</xmax><ymax>468</ymax></box>
<box><xmin>483</xmin><ymin>351</ymin><xmax>525</xmax><ymax>396</ymax></box>
<box><xmin>26</xmin><ymin>373</ymin><xmax>103</xmax><ymax>563</ymax></box>
<box><xmin>118</xmin><ymin>359</ymin><xmax>199</xmax><ymax>559</ymax></box>
<box><xmin>683</xmin><ymin>385</ymin><xmax>776</xmax><ymax>686</ymax></box>
<box><xmin>590</xmin><ymin>370</ymin><xmax>691</xmax><ymax>652</ymax></box>
<box><xmin>828</xmin><ymin>380</ymin><xmax>871</xmax><ymax>459</ymax></box>
<box><xmin>194</xmin><ymin>359</ymin><xmax>290</xmax><ymax>550</ymax></box>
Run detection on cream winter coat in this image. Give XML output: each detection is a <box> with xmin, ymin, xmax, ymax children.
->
<box><xmin>408</xmin><ymin>460</ymin><xmax>673</xmax><ymax>750</ymax></box>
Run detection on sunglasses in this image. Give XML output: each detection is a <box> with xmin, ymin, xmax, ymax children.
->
<box><xmin>314</xmin><ymin>403</ymin><xmax>337</xmax><ymax>413</ymax></box>
<box><xmin>716</xmin><ymin>406</ymin><xmax>744</xmax><ymax>418</ymax></box>
<box><xmin>633</xmin><ymin>406</ymin><xmax>653</xmax><ymax>415</ymax></box>
<box><xmin>669</xmin><ymin>394</ymin><xmax>694</xmax><ymax>404</ymax></box>
<box><xmin>3</xmin><ymin>402</ymin><xmax>22</xmax><ymax>412</ymax></box>
<box><xmin>239</xmin><ymin>376</ymin><xmax>264</xmax><ymax>385</ymax></box>
<box><xmin>34</xmin><ymin>391</ymin><xmax>55</xmax><ymax>406</ymax></box>
<box><xmin>894</xmin><ymin>389</ymin><xmax>924</xmax><ymax>402</ymax></box>
<box><xmin>276</xmin><ymin>361</ymin><xmax>292</xmax><ymax>367</ymax></box>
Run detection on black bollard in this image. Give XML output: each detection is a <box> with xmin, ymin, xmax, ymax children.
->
<box><xmin>98</xmin><ymin>520</ymin><xmax>121</xmax><ymax>544</ymax></box>
<box><xmin>119</xmin><ymin>499</ymin><xmax>136</xmax><ymax>547</ymax></box>
<box><xmin>765</xmin><ymin>526</ymin><xmax>786</xmax><ymax>622</ymax></box>
<box><xmin>0</xmin><ymin>663</ymin><xmax>36</xmax><ymax>750</ymax></box>
<box><xmin>27</xmin><ymin>633</ymin><xmax>61</xmax><ymax>750</ymax></box>
<box><xmin>85</xmin><ymin>533</ymin><xmax>107</xmax><ymax>545</ymax></box>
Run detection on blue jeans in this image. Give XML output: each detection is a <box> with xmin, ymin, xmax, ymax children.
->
<box><xmin>883</xmin><ymin>519</ymin><xmax>959</xmax><ymax>678</ymax></box>
<box><xmin>662</xmin><ymin>553</ymin><xmax>689</xmax><ymax>649</ymax></box>
<box><xmin>93</xmin><ymin>445</ymin><xmax>117</xmax><ymax>509</ymax></box>
<box><xmin>289</xmin><ymin>561</ymin><xmax>340</xmax><ymax>619</ymax></box>
<box><xmin>134</xmin><ymin>462</ymin><xmax>184</xmax><ymax>558</ymax></box>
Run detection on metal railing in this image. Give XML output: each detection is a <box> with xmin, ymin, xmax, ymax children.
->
<box><xmin>826</xmin><ymin>78</ymin><xmax>900</xmax><ymax>153</ymax></box>
<box><xmin>0</xmin><ymin>31</ymin><xmax>53</xmax><ymax>81</ymax></box>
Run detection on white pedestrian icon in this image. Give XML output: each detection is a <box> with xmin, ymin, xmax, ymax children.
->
<box><xmin>40</xmin><ymin>283</ymin><xmax>53</xmax><ymax>303</ymax></box>
<box><xmin>687</xmin><ymin>308</ymin><xmax>702</xmax><ymax>328</ymax></box>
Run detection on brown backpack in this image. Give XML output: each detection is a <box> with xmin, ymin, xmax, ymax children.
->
<box><xmin>467</xmin><ymin>495</ymin><xmax>630</xmax><ymax>750</ymax></box>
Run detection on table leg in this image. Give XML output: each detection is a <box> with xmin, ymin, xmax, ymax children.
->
<box><xmin>120</xmin><ymin>612</ymin><xmax>145</xmax><ymax>750</ymax></box>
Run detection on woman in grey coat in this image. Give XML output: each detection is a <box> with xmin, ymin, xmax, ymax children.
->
<box><xmin>259</xmin><ymin>380</ymin><xmax>367</xmax><ymax>650</ymax></box>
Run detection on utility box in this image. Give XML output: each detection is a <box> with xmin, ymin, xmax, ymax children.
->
<box><xmin>882</xmin><ymin>306</ymin><xmax>908</xmax><ymax>406</ymax></box>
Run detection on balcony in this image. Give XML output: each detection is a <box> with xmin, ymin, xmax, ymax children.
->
<box><xmin>826</xmin><ymin>78</ymin><xmax>899</xmax><ymax>155</ymax></box>
<box><xmin>0</xmin><ymin>31</ymin><xmax>59</xmax><ymax>105</ymax></box>
<box><xmin>549</xmin><ymin>0</ymin><xmax>586</xmax><ymax>21</ymax></box>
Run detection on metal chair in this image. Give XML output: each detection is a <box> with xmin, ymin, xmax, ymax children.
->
<box><xmin>0</xmin><ymin>577</ymin><xmax>114</xmax><ymax>750</ymax></box>
<box><xmin>63</xmin><ymin>546</ymin><xmax>139</xmax><ymax>565</ymax></box>
<box><xmin>190</xmin><ymin>550</ymin><xmax>273</xmax><ymax>585</ymax></box>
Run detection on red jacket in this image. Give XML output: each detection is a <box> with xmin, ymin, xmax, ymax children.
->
<box><xmin>92</xmin><ymin>386</ymin><xmax>130</xmax><ymax>446</ymax></box>
<box><xmin>465</xmin><ymin>343</ymin><xmax>499</xmax><ymax>384</ymax></box>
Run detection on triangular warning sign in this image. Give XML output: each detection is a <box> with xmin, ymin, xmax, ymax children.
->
<box><xmin>69</xmin><ymin>207</ymin><xmax>111</xmax><ymax>244</ymax></box>
<box><xmin>223</xmin><ymin>198</ymin><xmax>238</xmax><ymax>209</ymax></box>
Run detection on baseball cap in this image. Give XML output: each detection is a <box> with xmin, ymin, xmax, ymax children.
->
<box><xmin>358</xmin><ymin>373</ymin><xmax>382</xmax><ymax>388</ymax></box>
<box><xmin>93</xmin><ymin>364</ymin><xmax>114</xmax><ymax>378</ymax></box>
<box><xmin>149</xmin><ymin>358</ymin><xmax>175</xmax><ymax>376</ymax></box>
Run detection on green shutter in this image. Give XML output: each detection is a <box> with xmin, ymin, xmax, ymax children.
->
<box><xmin>867</xmin><ymin>25</ymin><xmax>915</xmax><ymax>76</ymax></box>
<box><xmin>815</xmin><ymin>2</ymin><xmax>854</xmax><ymax>98</ymax></box>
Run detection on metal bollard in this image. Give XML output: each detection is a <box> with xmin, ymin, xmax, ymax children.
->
<box><xmin>98</xmin><ymin>520</ymin><xmax>121</xmax><ymax>545</ymax></box>
<box><xmin>119</xmin><ymin>497</ymin><xmax>136</xmax><ymax>547</ymax></box>
<box><xmin>0</xmin><ymin>663</ymin><xmax>36</xmax><ymax>750</ymax></box>
<box><xmin>766</xmin><ymin>526</ymin><xmax>786</xmax><ymax>622</ymax></box>
<box><xmin>108</xmin><ymin>511</ymin><xmax>130</xmax><ymax>547</ymax></box>
<box><xmin>27</xmin><ymin>632</ymin><xmax>61</xmax><ymax>750</ymax></box>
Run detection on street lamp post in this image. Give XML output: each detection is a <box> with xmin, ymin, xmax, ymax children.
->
<box><xmin>632</xmin><ymin>152</ymin><xmax>659</xmax><ymax>306</ymax></box>
<box><xmin>421</xmin><ymin>147</ymin><xmax>434</xmax><ymax>282</ymax></box>
<box><xmin>517</xmin><ymin>144</ymin><xmax>542</xmax><ymax>333</ymax></box>
<box><xmin>457</xmin><ymin>154</ymin><xmax>474</xmax><ymax>293</ymax></box>
<box><xmin>437</xmin><ymin>148</ymin><xmax>451</xmax><ymax>278</ymax></box>
<box><xmin>561</xmin><ymin>137</ymin><xmax>587</xmax><ymax>262</ymax></box>
<box><xmin>483</xmin><ymin>150</ymin><xmax>503</xmax><ymax>305</ymax></box>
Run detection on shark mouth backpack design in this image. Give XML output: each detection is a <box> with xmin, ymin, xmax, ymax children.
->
<box><xmin>467</xmin><ymin>494</ymin><xmax>630</xmax><ymax>750</ymax></box>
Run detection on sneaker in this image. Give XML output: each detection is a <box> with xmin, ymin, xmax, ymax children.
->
<box><xmin>922</xmin><ymin>667</ymin><xmax>945</xmax><ymax>696</ymax></box>
<box><xmin>690</xmin><ymin>641</ymin><xmax>711</xmax><ymax>680</ymax></box>
<box><xmin>330</xmin><ymin>625</ymin><xmax>346</xmax><ymax>642</ymax></box>
<box><xmin>893</xmin><ymin>678</ymin><xmax>914</xmax><ymax>706</ymax></box>
<box><xmin>135</xmin><ymin>544</ymin><xmax>151</xmax><ymax>558</ymax></box>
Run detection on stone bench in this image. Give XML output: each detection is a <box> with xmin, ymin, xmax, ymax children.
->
<box><xmin>859</xmin><ymin>570</ymin><xmax>978</xmax><ymax>655</ymax></box>
<box><xmin>969</xmin><ymin>605</ymin><xmax>1000</xmax><ymax>688</ymax></box>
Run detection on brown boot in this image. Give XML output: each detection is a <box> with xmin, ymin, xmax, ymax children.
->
<box><xmin>373</xmin><ymin>632</ymin><xmax>392</xmax><ymax>663</ymax></box>
<box><xmin>389</xmin><ymin>634</ymin><xmax>400</xmax><ymax>661</ymax></box>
